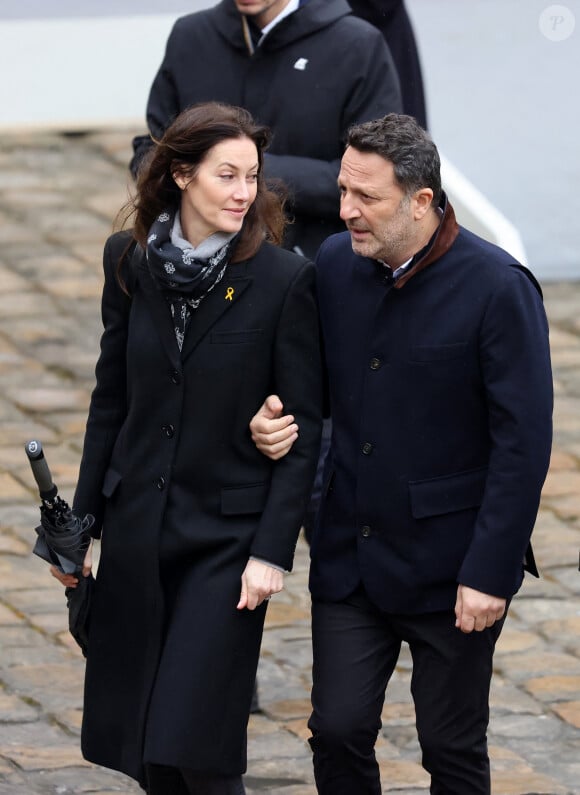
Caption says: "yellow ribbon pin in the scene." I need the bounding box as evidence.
[225,287,234,301]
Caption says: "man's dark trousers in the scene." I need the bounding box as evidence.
[308,588,505,794]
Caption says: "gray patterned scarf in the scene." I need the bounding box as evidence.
[146,210,237,350]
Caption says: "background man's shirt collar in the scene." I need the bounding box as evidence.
[260,0,300,37]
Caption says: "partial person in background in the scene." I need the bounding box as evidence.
[130,0,402,259]
[348,0,427,128]
[250,113,553,794]
[52,102,323,795]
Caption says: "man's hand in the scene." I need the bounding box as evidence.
[454,584,506,633]
[250,394,298,460]
[50,540,93,588]
[237,559,284,611]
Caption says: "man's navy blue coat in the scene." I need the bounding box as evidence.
[309,201,553,613]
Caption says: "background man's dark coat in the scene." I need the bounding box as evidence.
[348,0,427,128]
[131,0,402,257]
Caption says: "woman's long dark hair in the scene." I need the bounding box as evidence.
[122,102,286,264]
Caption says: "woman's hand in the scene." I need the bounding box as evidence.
[50,540,94,588]
[237,559,284,610]
[250,395,298,460]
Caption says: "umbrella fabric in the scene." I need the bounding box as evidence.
[33,496,94,574]
[66,573,94,658]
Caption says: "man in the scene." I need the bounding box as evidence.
[250,114,553,793]
[130,0,402,258]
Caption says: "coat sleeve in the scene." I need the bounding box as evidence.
[457,268,553,597]
[129,135,154,180]
[144,22,182,142]
[352,0,405,13]
[262,29,402,219]
[129,21,182,176]
[73,237,132,538]
[248,261,323,571]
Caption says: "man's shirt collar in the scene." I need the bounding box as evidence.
[260,0,300,37]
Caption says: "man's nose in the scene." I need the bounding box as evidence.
[339,194,360,220]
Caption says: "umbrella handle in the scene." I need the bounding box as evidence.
[25,439,58,503]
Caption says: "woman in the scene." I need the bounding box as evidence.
[52,102,323,794]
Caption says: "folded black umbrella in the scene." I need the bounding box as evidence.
[25,440,95,657]
[65,573,94,657]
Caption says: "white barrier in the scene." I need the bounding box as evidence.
[0,14,178,131]
[441,155,528,265]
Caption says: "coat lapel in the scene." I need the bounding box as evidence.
[138,258,253,366]
[180,271,253,362]
[138,263,182,370]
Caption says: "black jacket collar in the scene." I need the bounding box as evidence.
[213,0,351,52]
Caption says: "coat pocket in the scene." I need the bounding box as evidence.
[221,482,268,515]
[410,342,467,361]
[210,329,263,344]
[408,466,488,519]
[102,467,122,498]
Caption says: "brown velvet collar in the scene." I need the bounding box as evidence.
[394,194,460,289]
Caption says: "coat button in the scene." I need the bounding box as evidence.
[370,357,381,370]
[170,369,181,385]
[361,442,373,455]
[156,476,166,490]
[162,424,175,438]
[361,525,371,538]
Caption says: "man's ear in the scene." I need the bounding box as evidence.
[413,188,434,220]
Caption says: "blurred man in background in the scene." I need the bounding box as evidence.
[348,0,427,128]
[131,0,402,258]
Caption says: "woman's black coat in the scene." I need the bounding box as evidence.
[73,232,323,784]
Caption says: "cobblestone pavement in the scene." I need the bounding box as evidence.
[0,129,579,795]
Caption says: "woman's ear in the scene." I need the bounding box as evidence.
[173,173,185,190]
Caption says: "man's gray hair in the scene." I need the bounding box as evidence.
[346,113,442,204]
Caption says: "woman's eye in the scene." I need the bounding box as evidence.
[247,174,258,182]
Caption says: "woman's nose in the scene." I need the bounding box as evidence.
[233,180,250,201]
